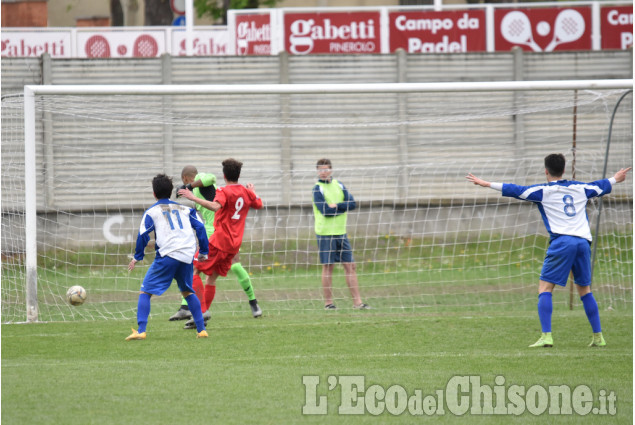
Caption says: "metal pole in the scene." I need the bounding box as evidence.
[591,89,633,280]
[23,86,39,322]
[569,90,577,310]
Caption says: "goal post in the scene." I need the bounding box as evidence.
[7,80,633,323]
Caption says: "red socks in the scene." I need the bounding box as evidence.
[192,274,205,307]
[203,284,216,312]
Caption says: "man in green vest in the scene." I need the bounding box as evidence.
[312,158,370,310]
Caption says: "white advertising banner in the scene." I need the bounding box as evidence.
[77,30,167,58]
[171,29,230,56]
[1,30,72,58]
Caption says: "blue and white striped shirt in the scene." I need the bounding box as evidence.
[496,178,615,242]
[134,199,208,263]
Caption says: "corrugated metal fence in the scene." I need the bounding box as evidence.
[1,50,632,212]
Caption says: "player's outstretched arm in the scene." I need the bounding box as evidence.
[178,188,221,211]
[466,173,491,188]
[613,167,632,183]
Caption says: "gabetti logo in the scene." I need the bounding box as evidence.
[236,20,271,55]
[1,37,67,57]
[288,18,376,54]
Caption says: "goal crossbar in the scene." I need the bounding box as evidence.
[24,80,634,96]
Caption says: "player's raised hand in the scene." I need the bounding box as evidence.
[466,173,491,188]
[178,187,195,200]
[245,183,255,191]
[613,167,632,183]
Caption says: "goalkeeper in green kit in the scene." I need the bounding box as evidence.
[170,165,262,329]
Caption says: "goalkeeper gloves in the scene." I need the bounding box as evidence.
[174,184,193,198]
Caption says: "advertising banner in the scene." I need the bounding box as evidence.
[495,7,592,52]
[235,13,271,55]
[78,31,166,58]
[389,10,486,53]
[284,11,381,55]
[172,29,229,56]
[601,6,633,50]
[1,31,71,58]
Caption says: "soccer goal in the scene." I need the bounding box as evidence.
[1,80,632,323]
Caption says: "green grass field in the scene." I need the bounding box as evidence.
[2,233,632,423]
[2,309,632,424]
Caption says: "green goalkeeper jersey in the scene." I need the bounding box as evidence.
[193,172,217,237]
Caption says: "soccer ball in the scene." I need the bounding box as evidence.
[66,285,87,306]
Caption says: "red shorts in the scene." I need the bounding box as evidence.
[194,245,234,277]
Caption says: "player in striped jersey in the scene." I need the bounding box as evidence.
[126,174,210,340]
[467,153,631,348]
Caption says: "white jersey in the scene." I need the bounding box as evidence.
[134,199,207,263]
[501,179,614,242]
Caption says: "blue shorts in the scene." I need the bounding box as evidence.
[140,255,194,295]
[316,234,354,264]
[540,235,592,287]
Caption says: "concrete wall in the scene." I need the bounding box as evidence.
[1,50,632,253]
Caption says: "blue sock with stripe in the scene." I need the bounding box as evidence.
[537,292,552,333]
[185,293,205,332]
[581,292,602,333]
[137,293,151,333]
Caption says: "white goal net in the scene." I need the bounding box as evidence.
[1,82,632,323]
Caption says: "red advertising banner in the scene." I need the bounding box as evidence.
[284,12,381,55]
[601,6,633,50]
[389,10,486,53]
[495,7,592,52]
[235,14,271,55]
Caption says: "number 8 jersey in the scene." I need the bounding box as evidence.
[501,178,615,242]
[210,184,263,254]
[134,199,208,263]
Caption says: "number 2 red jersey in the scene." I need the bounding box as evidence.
[210,184,263,254]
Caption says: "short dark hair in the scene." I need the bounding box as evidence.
[152,174,173,199]
[222,158,243,182]
[316,158,332,168]
[544,154,566,177]
[181,165,198,180]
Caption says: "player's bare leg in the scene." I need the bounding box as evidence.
[322,264,336,309]
[529,280,555,348]
[344,262,370,309]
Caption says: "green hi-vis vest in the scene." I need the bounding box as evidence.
[313,179,347,236]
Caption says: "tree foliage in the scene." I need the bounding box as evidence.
[194,0,279,24]
[145,0,173,25]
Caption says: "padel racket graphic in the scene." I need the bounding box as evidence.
[544,9,585,52]
[133,35,159,57]
[85,35,111,58]
[500,11,542,52]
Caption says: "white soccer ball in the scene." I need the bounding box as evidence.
[66,285,87,306]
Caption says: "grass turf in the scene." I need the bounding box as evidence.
[2,309,632,424]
